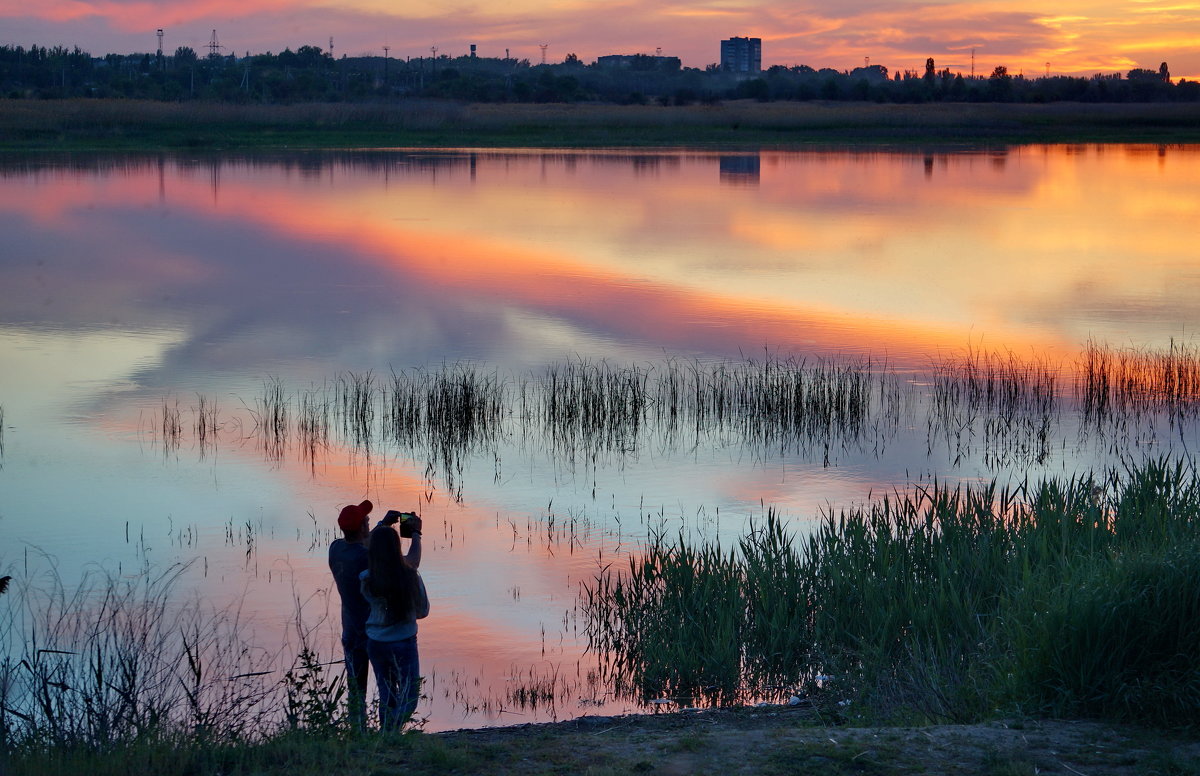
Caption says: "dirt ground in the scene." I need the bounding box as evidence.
[402,707,1200,776]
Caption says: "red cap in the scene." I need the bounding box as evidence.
[337,500,373,532]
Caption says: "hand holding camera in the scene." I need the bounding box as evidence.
[383,510,423,538]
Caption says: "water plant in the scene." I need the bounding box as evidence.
[0,559,391,776]
[194,394,220,458]
[134,344,1200,503]
[583,456,1200,725]
[160,397,182,454]
[925,347,1061,467]
[1078,338,1200,423]
[335,371,376,451]
[0,563,280,756]
[256,378,289,462]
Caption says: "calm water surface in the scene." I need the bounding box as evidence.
[1,146,1199,729]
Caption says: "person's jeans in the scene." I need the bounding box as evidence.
[367,635,420,729]
[342,632,370,728]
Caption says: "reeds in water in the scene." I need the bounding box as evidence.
[926,348,1060,466]
[134,343,1200,489]
[1078,338,1200,422]
[334,371,376,451]
[160,397,182,455]
[296,387,332,471]
[255,378,289,462]
[535,355,902,466]
[385,365,506,499]
[194,394,219,459]
[541,359,648,459]
[583,457,1200,725]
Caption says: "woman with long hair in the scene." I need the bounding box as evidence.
[359,513,428,729]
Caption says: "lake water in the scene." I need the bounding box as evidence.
[2,145,1199,731]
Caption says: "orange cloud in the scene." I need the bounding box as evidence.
[20,0,295,29]
[5,0,1198,78]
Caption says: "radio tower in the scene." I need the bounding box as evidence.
[431,45,438,58]
[156,29,164,58]
[539,43,548,64]
[329,37,334,57]
[970,47,975,77]
[208,30,221,58]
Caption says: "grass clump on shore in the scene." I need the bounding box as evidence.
[0,562,377,776]
[584,457,1200,726]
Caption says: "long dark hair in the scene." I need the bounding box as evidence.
[366,525,420,621]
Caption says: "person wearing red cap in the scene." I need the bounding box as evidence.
[328,499,374,727]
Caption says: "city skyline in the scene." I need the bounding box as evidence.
[0,0,1196,81]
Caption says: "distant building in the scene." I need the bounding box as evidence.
[596,54,682,71]
[721,37,761,73]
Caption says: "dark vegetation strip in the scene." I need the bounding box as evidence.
[4,99,1200,151]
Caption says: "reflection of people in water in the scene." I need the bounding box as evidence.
[327,499,374,727]
[360,513,428,729]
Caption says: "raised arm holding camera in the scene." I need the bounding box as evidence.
[359,509,429,730]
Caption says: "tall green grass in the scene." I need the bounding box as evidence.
[583,457,1200,724]
[0,563,357,773]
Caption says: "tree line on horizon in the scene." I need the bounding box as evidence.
[1,43,1196,105]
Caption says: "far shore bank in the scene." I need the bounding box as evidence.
[2,99,1200,151]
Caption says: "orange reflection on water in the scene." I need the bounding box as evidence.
[6,146,1200,367]
[185,146,1200,360]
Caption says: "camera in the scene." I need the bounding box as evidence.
[383,510,420,538]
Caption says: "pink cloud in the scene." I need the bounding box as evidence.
[1,0,1195,79]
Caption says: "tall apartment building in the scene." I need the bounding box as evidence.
[720,37,762,73]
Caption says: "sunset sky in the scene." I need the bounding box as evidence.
[2,0,1197,81]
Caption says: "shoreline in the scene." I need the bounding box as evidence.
[13,708,1196,776]
[2,99,1200,151]
[419,710,1200,776]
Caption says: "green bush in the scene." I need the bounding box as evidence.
[1006,542,1200,723]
